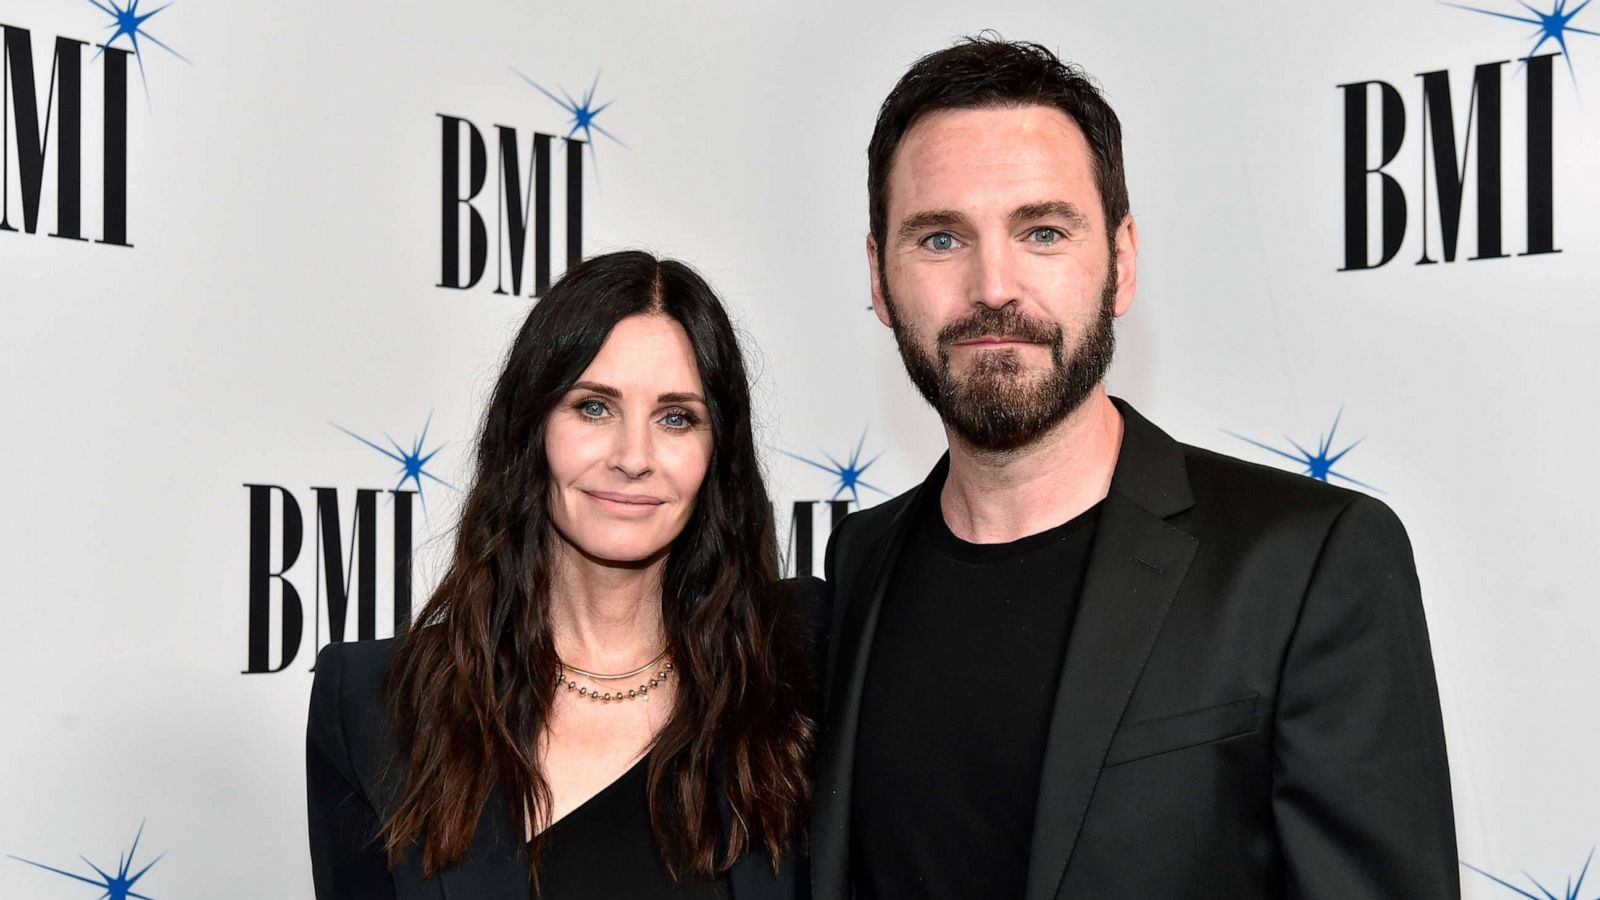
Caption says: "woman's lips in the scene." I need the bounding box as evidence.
[583,490,666,513]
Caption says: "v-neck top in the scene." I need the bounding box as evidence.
[534,757,730,899]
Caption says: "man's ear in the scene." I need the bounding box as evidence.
[868,233,894,328]
[1112,213,1139,318]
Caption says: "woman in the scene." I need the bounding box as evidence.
[307,250,826,899]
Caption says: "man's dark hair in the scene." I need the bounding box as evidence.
[867,35,1129,252]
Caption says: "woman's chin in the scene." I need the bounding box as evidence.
[564,535,675,569]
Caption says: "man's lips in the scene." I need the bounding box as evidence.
[953,337,1042,347]
[584,490,665,506]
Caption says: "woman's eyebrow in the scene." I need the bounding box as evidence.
[570,380,621,398]
[657,392,706,404]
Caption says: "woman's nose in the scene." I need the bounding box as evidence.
[609,418,653,479]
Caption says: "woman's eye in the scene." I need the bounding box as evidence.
[578,399,608,418]
[922,232,959,253]
[661,411,695,430]
[1028,227,1062,244]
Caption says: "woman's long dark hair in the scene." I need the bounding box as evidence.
[381,250,814,879]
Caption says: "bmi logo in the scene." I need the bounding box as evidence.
[242,417,456,674]
[1,2,185,247]
[8,821,162,899]
[1463,845,1594,899]
[1336,1,1596,270]
[1227,409,1381,492]
[781,430,891,577]
[437,69,620,298]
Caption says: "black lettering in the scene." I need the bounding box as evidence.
[1416,61,1508,264]
[99,43,129,246]
[243,485,305,674]
[1522,53,1558,256]
[1338,79,1407,270]
[437,114,488,289]
[313,487,378,644]
[1,28,86,238]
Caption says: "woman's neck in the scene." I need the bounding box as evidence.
[548,543,668,674]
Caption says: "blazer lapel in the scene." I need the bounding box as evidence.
[1022,400,1199,900]
[717,751,797,900]
[809,461,938,900]
[438,785,532,900]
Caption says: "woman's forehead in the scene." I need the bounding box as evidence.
[578,314,704,396]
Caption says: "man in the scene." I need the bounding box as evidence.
[811,37,1458,900]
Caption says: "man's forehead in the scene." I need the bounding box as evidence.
[888,105,1098,220]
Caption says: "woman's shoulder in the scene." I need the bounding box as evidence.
[778,575,829,625]
[777,576,832,686]
[307,637,403,795]
[313,635,402,695]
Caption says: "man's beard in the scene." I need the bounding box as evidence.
[884,261,1117,453]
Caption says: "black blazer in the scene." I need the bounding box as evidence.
[811,400,1459,900]
[307,576,829,900]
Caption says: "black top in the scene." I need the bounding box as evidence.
[307,576,831,900]
[850,483,1101,900]
[536,757,728,899]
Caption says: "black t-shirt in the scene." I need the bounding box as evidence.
[851,488,1101,900]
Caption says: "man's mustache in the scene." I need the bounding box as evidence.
[937,307,1062,347]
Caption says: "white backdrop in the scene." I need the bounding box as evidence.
[2,0,1595,896]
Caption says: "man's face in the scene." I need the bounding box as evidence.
[869,104,1138,451]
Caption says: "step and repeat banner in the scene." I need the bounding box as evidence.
[2,0,1595,896]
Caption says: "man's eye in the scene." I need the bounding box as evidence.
[1028,227,1062,244]
[922,232,959,252]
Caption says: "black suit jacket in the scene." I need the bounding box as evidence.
[811,400,1458,900]
[307,576,829,900]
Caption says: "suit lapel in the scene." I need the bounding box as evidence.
[809,463,936,900]
[1021,494,1197,900]
[1022,400,1200,900]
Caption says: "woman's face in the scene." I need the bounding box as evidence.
[545,314,714,565]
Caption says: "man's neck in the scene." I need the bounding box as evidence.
[939,388,1124,544]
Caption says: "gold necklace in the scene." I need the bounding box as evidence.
[556,650,673,704]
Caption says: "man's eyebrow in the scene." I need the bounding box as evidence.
[1011,201,1091,231]
[657,392,705,404]
[570,381,621,398]
[896,209,970,240]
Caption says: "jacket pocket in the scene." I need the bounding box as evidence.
[1104,694,1261,767]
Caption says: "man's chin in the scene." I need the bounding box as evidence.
[948,368,1056,398]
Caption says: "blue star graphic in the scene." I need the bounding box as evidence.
[1225,407,1382,492]
[332,412,459,519]
[783,429,890,506]
[87,0,190,103]
[9,820,163,900]
[510,68,626,173]
[1463,846,1595,899]
[1444,0,1600,90]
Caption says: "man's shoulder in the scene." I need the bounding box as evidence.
[825,482,921,575]
[1173,439,1401,535]
[841,483,920,538]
